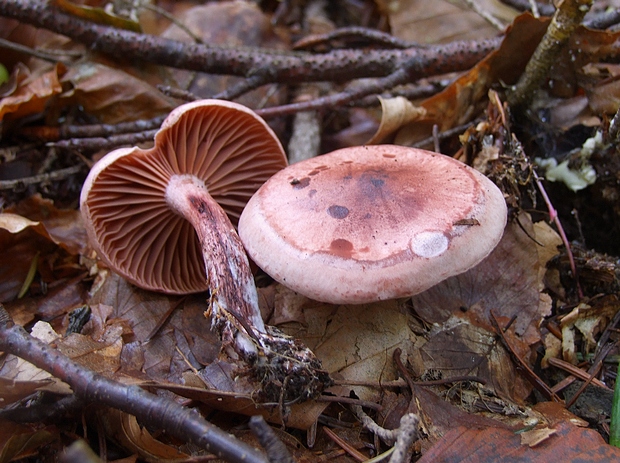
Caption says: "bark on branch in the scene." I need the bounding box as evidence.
[0,0,500,87]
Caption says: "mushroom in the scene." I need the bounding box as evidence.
[80,99,330,401]
[238,144,507,304]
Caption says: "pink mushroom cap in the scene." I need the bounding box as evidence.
[238,144,507,304]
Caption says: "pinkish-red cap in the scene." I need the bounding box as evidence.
[81,99,287,294]
[238,144,507,304]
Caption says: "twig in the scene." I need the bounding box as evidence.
[490,311,562,401]
[50,130,158,152]
[351,405,400,444]
[0,165,83,190]
[387,413,419,463]
[0,304,269,463]
[462,0,507,30]
[323,427,368,462]
[0,394,84,423]
[248,415,294,463]
[292,26,425,50]
[21,115,166,141]
[0,0,499,88]
[501,0,552,16]
[533,170,583,299]
[0,37,78,63]
[508,0,593,109]
[548,357,609,391]
[350,406,419,463]
[565,342,616,408]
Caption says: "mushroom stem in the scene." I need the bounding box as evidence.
[166,174,264,353]
[166,174,331,401]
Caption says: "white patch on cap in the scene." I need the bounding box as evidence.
[410,231,449,258]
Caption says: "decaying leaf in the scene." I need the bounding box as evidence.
[101,409,190,462]
[417,420,620,462]
[408,214,557,402]
[0,321,72,396]
[0,62,65,121]
[60,62,175,124]
[0,420,57,463]
[393,14,549,145]
[520,427,557,447]
[387,0,517,44]
[0,196,86,303]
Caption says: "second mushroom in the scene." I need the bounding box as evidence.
[80,99,330,402]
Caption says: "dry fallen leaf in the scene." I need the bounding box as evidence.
[417,420,620,462]
[393,13,548,145]
[367,96,426,144]
[0,62,65,121]
[387,0,517,44]
[520,427,557,447]
[0,321,72,396]
[60,62,175,124]
[101,409,190,462]
[408,214,557,402]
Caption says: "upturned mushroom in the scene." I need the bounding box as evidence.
[80,99,330,401]
[238,144,507,304]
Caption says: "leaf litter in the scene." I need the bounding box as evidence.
[2,0,620,462]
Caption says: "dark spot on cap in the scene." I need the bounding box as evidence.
[330,238,353,258]
[308,189,317,198]
[327,205,349,219]
[370,178,385,188]
[291,177,310,189]
[308,165,329,176]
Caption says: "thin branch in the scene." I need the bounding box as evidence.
[0,0,499,87]
[508,0,593,109]
[0,165,83,190]
[0,305,269,463]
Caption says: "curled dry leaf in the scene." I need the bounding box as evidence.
[366,96,426,144]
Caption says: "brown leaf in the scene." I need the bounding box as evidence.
[0,197,87,303]
[7,195,87,256]
[411,213,554,336]
[101,409,190,462]
[0,62,65,121]
[388,0,517,44]
[0,322,72,396]
[60,62,175,124]
[417,420,620,462]
[293,298,416,403]
[394,13,549,145]
[0,377,55,407]
[409,215,556,402]
[0,420,57,462]
[366,96,426,144]
[161,2,288,109]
